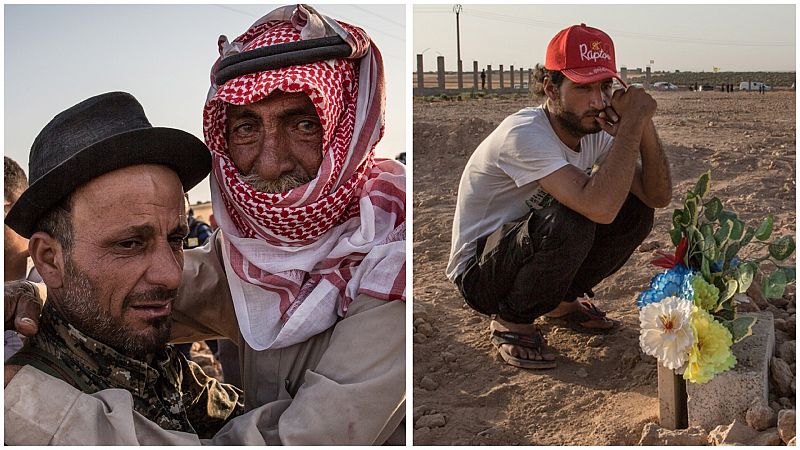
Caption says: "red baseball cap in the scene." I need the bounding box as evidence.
[545,23,626,87]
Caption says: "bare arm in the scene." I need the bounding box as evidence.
[630,119,672,208]
[539,87,655,224]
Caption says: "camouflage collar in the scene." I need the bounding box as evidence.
[36,303,176,396]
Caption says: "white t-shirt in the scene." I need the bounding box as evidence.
[446,106,614,281]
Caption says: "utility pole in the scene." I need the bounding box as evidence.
[453,4,462,64]
[454,4,463,89]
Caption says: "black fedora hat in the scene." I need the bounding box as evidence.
[6,91,211,238]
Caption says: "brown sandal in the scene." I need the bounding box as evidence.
[546,300,620,334]
[490,329,557,369]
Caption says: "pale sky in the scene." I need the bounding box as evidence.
[414,4,796,73]
[5,4,406,203]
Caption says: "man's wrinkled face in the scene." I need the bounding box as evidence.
[226,91,324,193]
[55,165,187,357]
[550,77,614,137]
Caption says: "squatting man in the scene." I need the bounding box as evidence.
[447,23,672,369]
[5,4,406,445]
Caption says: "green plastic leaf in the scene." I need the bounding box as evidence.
[714,219,732,246]
[730,219,744,241]
[721,278,738,301]
[694,171,710,198]
[700,223,714,238]
[704,197,722,221]
[701,256,711,280]
[755,214,774,241]
[700,224,717,261]
[740,226,755,247]
[718,210,738,224]
[672,209,684,228]
[780,265,796,283]
[723,316,757,344]
[669,227,683,246]
[724,243,740,270]
[679,206,692,227]
[768,236,796,261]
[735,262,756,293]
[685,194,699,226]
[713,296,735,320]
[762,270,788,299]
[702,238,717,262]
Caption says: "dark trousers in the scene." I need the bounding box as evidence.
[455,194,654,324]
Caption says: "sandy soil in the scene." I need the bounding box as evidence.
[412,90,796,445]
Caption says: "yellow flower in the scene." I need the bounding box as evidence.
[691,275,720,311]
[683,307,736,384]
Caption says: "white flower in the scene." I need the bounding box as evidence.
[639,296,695,370]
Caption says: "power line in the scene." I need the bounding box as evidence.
[434,7,794,48]
[349,5,405,30]
[211,5,404,61]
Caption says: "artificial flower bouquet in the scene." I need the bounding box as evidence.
[637,171,795,383]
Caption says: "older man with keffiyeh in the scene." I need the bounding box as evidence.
[4,5,405,445]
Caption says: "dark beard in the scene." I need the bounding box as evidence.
[550,98,603,139]
[58,258,174,359]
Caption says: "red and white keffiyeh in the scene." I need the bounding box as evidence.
[203,5,405,350]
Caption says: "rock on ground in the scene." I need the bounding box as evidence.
[778,340,796,365]
[708,419,758,445]
[637,422,708,446]
[420,375,439,391]
[778,409,796,444]
[416,413,447,429]
[746,399,777,431]
[747,427,782,446]
[771,357,795,397]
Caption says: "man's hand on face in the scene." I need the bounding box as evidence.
[596,86,657,136]
[4,280,43,337]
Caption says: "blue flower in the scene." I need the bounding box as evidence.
[637,264,696,309]
[711,256,741,273]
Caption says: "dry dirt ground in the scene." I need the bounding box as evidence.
[412,90,796,445]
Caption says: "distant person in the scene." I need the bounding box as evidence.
[4,156,35,361]
[176,195,216,360]
[448,24,672,369]
[4,157,29,282]
[183,197,213,250]
[481,69,486,90]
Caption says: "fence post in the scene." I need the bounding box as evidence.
[416,54,424,88]
[457,60,463,90]
[487,65,493,91]
[510,65,515,89]
[473,60,479,90]
[437,56,445,89]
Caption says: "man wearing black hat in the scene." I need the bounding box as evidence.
[4,91,243,441]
